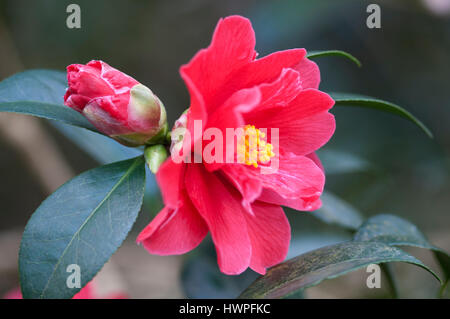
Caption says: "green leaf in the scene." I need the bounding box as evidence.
[331,93,433,138]
[354,214,450,284]
[307,50,361,67]
[0,70,97,132]
[19,156,146,299]
[312,191,364,230]
[238,241,441,299]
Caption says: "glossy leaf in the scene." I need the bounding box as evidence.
[311,191,364,230]
[51,122,142,165]
[331,93,433,138]
[0,70,97,132]
[19,157,146,299]
[238,241,440,299]
[51,122,160,208]
[307,50,361,67]
[354,214,450,283]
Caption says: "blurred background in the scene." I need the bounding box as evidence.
[0,0,449,298]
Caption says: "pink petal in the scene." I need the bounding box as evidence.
[294,56,321,89]
[82,97,131,136]
[185,164,252,275]
[137,193,208,255]
[245,201,290,274]
[259,188,323,211]
[72,282,95,299]
[306,152,324,172]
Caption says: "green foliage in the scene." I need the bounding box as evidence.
[0,51,441,299]
[0,70,97,132]
[307,50,362,67]
[354,214,450,285]
[240,212,450,299]
[332,93,433,138]
[19,157,146,299]
[239,241,440,299]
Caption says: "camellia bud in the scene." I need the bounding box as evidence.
[144,144,168,174]
[64,60,168,147]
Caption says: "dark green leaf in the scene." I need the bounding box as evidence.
[354,214,450,284]
[312,191,364,230]
[51,122,160,214]
[331,93,433,138]
[51,122,143,165]
[307,50,361,67]
[0,101,97,131]
[238,241,440,299]
[19,157,146,299]
[0,70,66,103]
[0,70,97,132]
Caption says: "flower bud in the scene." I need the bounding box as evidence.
[64,60,168,146]
[144,144,168,174]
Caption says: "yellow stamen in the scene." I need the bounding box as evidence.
[237,125,275,168]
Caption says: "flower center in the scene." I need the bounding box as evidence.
[237,125,275,168]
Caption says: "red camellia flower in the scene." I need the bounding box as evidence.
[137,16,335,275]
[64,60,167,146]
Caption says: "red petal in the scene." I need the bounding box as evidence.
[66,64,114,107]
[180,16,256,114]
[137,194,208,255]
[256,68,302,111]
[92,61,139,94]
[182,71,207,146]
[204,86,262,172]
[211,49,307,111]
[222,151,325,210]
[245,88,335,156]
[156,159,185,208]
[245,201,290,274]
[185,164,252,275]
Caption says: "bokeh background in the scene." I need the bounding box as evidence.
[0,0,449,298]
